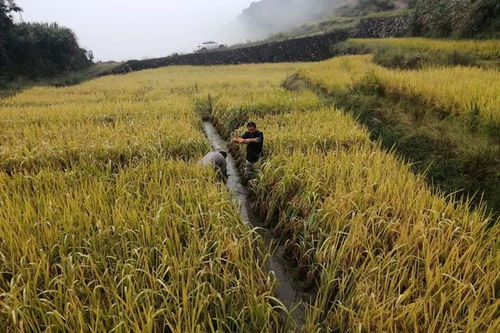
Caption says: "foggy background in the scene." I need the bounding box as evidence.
[15,0,255,61]
[228,0,345,41]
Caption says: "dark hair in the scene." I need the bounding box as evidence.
[247,122,257,128]
[219,151,228,159]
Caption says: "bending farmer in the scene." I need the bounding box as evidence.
[233,122,264,177]
[200,150,228,180]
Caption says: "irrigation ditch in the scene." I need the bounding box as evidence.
[201,121,313,331]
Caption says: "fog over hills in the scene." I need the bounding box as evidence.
[221,0,414,43]
[224,0,351,42]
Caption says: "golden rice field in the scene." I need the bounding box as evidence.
[1,45,499,332]
[300,55,500,123]
[202,65,498,332]
[299,54,374,90]
[350,37,500,60]
[373,65,500,122]
[0,68,298,332]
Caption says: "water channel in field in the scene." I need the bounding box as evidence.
[202,121,311,331]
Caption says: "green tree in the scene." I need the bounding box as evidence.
[5,22,90,78]
[0,0,21,31]
[0,0,21,72]
[411,0,500,37]
[1,0,91,81]
[466,0,500,37]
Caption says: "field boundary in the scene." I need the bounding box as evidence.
[283,72,500,218]
[101,31,350,75]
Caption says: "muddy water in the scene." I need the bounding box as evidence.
[202,122,308,330]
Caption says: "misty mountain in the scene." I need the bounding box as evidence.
[227,0,408,41]
[228,0,351,41]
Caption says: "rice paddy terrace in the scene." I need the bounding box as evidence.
[0,38,499,332]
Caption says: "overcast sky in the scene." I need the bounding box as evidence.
[15,0,255,61]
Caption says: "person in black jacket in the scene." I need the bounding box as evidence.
[233,122,264,178]
[233,122,264,162]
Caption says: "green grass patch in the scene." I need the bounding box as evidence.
[0,62,120,99]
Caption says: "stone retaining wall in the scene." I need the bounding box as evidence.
[103,15,411,75]
[105,30,349,75]
[352,15,411,38]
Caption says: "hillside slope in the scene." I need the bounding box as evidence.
[228,0,349,41]
[230,0,410,41]
[228,0,497,42]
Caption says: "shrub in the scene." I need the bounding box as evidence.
[335,0,396,17]
[411,0,500,38]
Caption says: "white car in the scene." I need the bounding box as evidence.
[196,41,226,53]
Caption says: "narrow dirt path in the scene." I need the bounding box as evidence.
[202,121,311,332]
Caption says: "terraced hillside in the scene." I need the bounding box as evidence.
[294,39,500,214]
[1,40,498,332]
